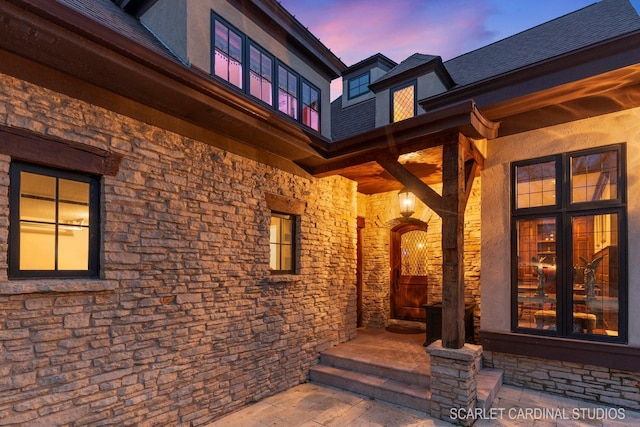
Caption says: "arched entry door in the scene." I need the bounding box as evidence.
[391,223,429,321]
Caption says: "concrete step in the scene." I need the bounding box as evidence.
[477,368,503,410]
[309,364,431,413]
[319,352,430,388]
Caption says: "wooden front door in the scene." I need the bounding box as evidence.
[391,224,429,320]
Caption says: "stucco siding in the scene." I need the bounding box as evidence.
[481,107,640,345]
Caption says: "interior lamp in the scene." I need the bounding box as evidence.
[398,187,416,219]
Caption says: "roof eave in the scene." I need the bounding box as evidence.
[419,29,640,132]
[0,0,331,175]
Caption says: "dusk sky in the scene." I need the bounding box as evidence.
[278,0,640,99]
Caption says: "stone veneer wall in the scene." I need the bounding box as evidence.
[358,181,481,333]
[483,351,640,410]
[0,73,358,425]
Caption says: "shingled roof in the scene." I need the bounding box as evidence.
[331,97,376,140]
[59,0,178,60]
[331,0,640,141]
[445,0,640,87]
[371,53,440,86]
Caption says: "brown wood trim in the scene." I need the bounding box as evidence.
[356,216,365,327]
[376,156,445,217]
[0,125,122,176]
[480,330,640,371]
[265,193,306,215]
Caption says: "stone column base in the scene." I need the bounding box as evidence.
[426,340,482,426]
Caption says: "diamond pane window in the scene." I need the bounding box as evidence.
[401,230,429,276]
[392,84,415,122]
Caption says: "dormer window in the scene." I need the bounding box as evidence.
[213,18,243,89]
[348,72,370,99]
[391,82,416,122]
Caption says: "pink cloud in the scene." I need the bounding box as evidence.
[280,0,497,66]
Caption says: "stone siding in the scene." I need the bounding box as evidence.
[359,182,481,334]
[0,73,357,425]
[484,351,640,410]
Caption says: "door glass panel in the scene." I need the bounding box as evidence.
[400,230,428,276]
[516,218,557,330]
[515,161,556,209]
[571,151,618,203]
[571,214,619,336]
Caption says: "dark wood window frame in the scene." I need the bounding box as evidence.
[389,80,416,123]
[265,193,304,276]
[9,162,100,279]
[510,144,627,344]
[248,42,274,107]
[348,71,370,99]
[211,13,244,90]
[301,79,320,132]
[209,11,322,133]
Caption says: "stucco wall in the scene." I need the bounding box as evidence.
[359,181,481,333]
[480,107,640,345]
[0,73,357,425]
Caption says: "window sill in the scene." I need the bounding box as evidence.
[0,279,118,295]
[480,330,639,371]
[264,274,300,284]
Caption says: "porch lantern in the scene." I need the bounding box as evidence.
[398,187,416,219]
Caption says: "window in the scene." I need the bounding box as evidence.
[302,81,319,131]
[391,82,415,122]
[249,44,273,105]
[270,213,295,274]
[209,13,321,132]
[348,72,370,99]
[278,65,298,120]
[9,163,100,278]
[213,17,243,89]
[512,145,626,342]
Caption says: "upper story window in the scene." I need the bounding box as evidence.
[348,72,370,99]
[302,81,319,131]
[249,44,273,106]
[9,162,100,279]
[210,12,321,133]
[512,145,626,343]
[278,64,298,120]
[213,17,243,89]
[391,82,416,122]
[270,213,296,274]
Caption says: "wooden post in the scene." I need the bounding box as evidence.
[441,136,466,349]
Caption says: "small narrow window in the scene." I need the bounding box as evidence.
[10,163,100,278]
[391,83,415,122]
[348,72,370,99]
[213,17,243,89]
[270,213,295,274]
[249,44,273,105]
[302,81,319,131]
[278,65,298,120]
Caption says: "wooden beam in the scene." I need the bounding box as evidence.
[375,156,445,218]
[0,124,122,176]
[441,138,466,349]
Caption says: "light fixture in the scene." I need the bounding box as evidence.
[398,187,416,219]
